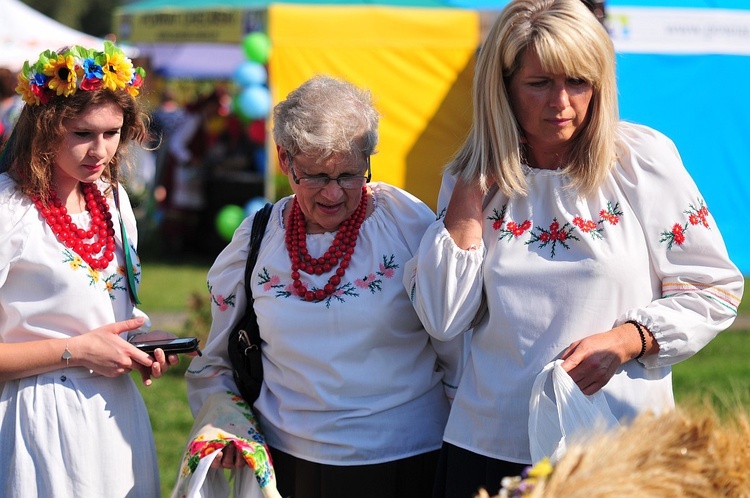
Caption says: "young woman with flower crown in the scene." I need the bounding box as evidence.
[0,42,176,496]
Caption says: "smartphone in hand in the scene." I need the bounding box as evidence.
[132,337,202,356]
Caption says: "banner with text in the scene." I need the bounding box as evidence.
[117,9,266,43]
[608,7,750,55]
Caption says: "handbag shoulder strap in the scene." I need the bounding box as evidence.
[241,202,274,339]
[112,184,141,305]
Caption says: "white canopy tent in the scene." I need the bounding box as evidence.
[0,0,109,71]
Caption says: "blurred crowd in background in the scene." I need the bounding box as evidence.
[1,64,271,260]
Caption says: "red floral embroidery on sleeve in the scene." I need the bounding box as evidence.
[686,200,710,228]
[208,283,235,311]
[660,198,710,250]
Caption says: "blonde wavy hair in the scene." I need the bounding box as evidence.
[449,0,618,197]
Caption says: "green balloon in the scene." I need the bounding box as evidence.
[242,32,271,64]
[215,205,246,241]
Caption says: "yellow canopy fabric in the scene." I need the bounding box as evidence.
[268,4,479,209]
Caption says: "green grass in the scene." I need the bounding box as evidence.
[138,262,211,314]
[134,261,211,496]
[135,269,748,497]
[740,288,750,314]
[673,329,750,413]
[136,363,192,496]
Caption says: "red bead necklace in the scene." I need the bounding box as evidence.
[285,187,368,302]
[33,183,116,270]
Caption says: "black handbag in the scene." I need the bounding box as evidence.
[227,202,273,405]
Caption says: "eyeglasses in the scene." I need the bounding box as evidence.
[289,155,371,190]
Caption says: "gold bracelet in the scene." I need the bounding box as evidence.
[61,340,73,367]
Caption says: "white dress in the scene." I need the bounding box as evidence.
[0,173,160,497]
[404,122,745,464]
[186,183,465,466]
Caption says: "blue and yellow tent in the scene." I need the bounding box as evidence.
[116,0,749,274]
[115,0,480,210]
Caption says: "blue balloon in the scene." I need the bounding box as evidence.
[234,61,267,87]
[245,196,270,216]
[253,148,267,174]
[237,86,271,120]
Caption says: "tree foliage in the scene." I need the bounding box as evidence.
[21,0,124,38]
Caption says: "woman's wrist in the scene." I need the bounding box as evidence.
[625,320,647,359]
[61,339,73,367]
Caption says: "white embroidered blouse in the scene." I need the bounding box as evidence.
[404,122,744,464]
[0,173,141,345]
[186,182,465,465]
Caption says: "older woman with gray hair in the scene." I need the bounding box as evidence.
[177,75,464,498]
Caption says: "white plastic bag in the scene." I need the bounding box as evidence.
[528,359,620,464]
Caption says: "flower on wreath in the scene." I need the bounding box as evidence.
[44,53,77,97]
[15,69,49,105]
[80,58,104,91]
[126,67,146,97]
[15,41,146,106]
[101,43,134,91]
[490,458,554,498]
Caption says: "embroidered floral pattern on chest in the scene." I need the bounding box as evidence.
[489,205,532,240]
[255,254,399,309]
[526,218,581,257]
[488,201,623,258]
[60,246,140,300]
[660,198,711,249]
[207,255,400,312]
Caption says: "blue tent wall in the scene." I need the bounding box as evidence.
[461,1,749,274]
[120,0,749,274]
[616,52,749,275]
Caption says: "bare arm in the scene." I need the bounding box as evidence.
[0,317,177,385]
[443,176,485,250]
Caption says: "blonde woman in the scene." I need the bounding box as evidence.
[404,1,744,496]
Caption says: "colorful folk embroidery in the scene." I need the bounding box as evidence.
[256,254,399,308]
[179,392,275,488]
[489,205,532,241]
[104,273,127,298]
[489,201,623,258]
[208,284,235,311]
[61,245,140,300]
[527,218,581,257]
[660,198,711,249]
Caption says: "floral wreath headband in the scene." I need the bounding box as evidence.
[15,41,146,106]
